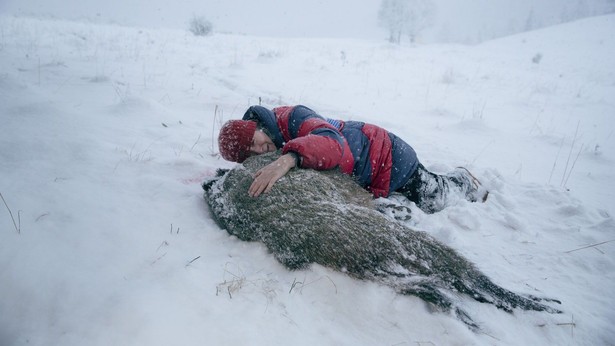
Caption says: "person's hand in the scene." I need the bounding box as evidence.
[248,154,297,197]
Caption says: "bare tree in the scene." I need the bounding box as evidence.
[406,0,436,43]
[378,0,435,44]
[524,9,536,31]
[378,0,406,44]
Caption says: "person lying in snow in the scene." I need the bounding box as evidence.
[217,105,488,213]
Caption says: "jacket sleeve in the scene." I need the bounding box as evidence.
[276,106,345,170]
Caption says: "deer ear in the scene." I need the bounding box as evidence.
[201,169,229,192]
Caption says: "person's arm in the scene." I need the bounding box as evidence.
[248,152,298,197]
[248,105,344,197]
[278,106,345,170]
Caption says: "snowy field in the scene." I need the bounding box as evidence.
[1,14,614,345]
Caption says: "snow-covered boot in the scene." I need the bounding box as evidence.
[450,167,489,203]
[399,164,488,214]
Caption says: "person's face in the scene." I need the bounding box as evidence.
[250,129,275,155]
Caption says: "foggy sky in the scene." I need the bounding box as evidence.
[0,0,383,39]
[1,0,612,43]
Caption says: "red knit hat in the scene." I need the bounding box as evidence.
[218,120,257,163]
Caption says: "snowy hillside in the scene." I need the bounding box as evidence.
[1,14,614,345]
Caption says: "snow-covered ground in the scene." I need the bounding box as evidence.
[1,14,614,345]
